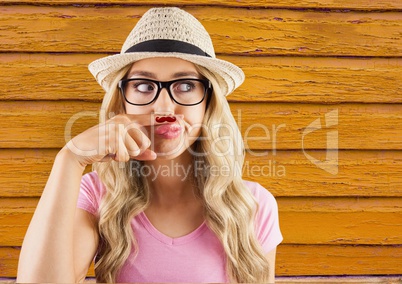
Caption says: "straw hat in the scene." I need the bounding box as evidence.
[88,7,245,96]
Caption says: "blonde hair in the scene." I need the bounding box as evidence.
[93,64,269,282]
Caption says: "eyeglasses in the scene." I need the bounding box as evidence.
[118,78,212,106]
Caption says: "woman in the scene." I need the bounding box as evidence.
[17,7,282,283]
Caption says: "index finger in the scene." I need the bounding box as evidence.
[124,113,185,127]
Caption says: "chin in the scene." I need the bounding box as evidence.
[152,138,198,160]
[152,141,186,159]
[154,153,182,160]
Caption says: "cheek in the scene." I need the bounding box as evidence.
[187,111,205,125]
[124,103,151,115]
[184,101,207,122]
[183,106,206,138]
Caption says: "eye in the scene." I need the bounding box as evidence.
[135,82,155,93]
[175,81,196,93]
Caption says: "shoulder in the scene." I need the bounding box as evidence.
[81,171,102,186]
[242,180,277,208]
[81,171,105,194]
[78,171,106,215]
[242,179,283,252]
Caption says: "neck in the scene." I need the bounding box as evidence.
[143,150,197,202]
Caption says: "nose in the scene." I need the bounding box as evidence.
[152,87,175,114]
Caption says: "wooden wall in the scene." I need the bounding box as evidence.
[1,0,401,279]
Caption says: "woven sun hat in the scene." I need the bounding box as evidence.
[88,7,245,96]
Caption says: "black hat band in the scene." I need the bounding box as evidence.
[125,39,212,57]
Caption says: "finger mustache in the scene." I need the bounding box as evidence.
[155,116,177,123]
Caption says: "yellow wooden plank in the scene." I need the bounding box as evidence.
[0,246,95,278]
[276,276,402,283]
[0,101,99,149]
[1,149,400,197]
[276,244,402,275]
[6,276,401,283]
[278,197,402,245]
[247,150,402,197]
[278,275,402,284]
[1,0,402,10]
[232,56,402,104]
[0,211,33,247]
[1,197,401,246]
[0,247,20,278]
[0,101,401,150]
[230,103,402,150]
[1,6,401,56]
[0,149,90,197]
[282,210,402,244]
[1,245,401,277]
[0,150,57,197]
[2,54,401,103]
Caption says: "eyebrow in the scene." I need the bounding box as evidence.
[172,71,200,78]
[127,71,201,79]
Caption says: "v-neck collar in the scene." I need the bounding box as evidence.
[137,212,207,245]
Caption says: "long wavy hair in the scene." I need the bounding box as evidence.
[93,63,269,282]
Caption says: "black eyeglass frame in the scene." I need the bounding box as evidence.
[118,78,212,106]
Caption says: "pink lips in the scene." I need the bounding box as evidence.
[154,124,182,139]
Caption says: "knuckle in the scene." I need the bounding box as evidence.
[142,137,151,149]
[132,148,141,156]
[111,114,130,125]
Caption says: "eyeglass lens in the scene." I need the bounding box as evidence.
[122,79,207,106]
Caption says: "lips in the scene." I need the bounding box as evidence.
[154,124,182,139]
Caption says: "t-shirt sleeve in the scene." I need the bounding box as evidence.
[245,181,283,253]
[77,171,104,216]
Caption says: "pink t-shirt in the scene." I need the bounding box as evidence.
[77,172,282,283]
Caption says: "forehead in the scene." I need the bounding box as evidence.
[127,57,199,79]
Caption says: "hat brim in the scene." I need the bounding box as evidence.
[88,52,244,96]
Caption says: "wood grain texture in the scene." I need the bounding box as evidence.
[0,150,56,197]
[1,0,402,10]
[276,244,402,276]
[1,6,401,56]
[0,149,92,197]
[247,150,402,197]
[1,149,401,197]
[1,101,400,150]
[0,101,99,149]
[230,103,402,150]
[1,54,401,103]
[1,244,402,277]
[0,246,95,278]
[1,1,401,279]
[1,197,401,246]
[2,277,401,284]
[278,197,402,245]
[276,276,402,283]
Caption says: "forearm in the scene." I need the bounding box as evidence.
[17,148,86,283]
[266,248,277,283]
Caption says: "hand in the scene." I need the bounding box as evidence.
[63,114,176,167]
